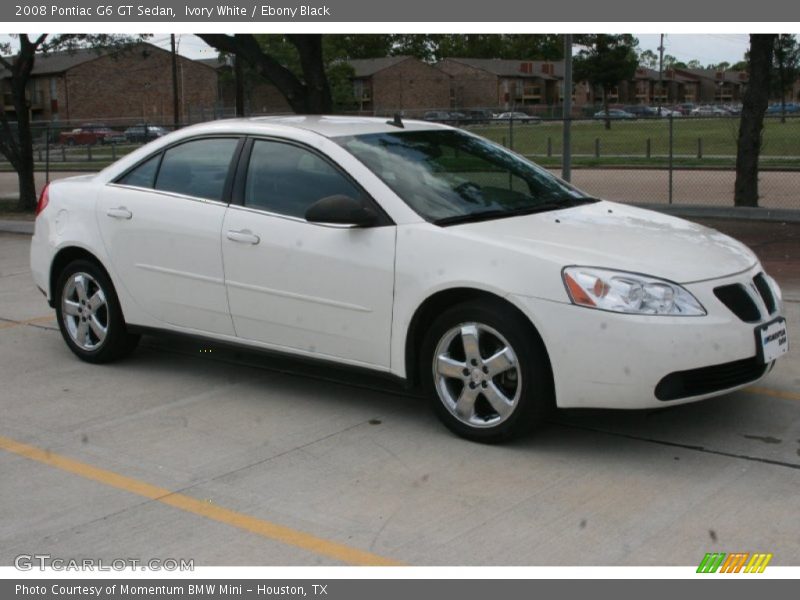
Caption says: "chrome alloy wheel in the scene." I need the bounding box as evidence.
[432,323,522,428]
[61,272,108,351]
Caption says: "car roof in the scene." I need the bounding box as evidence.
[188,115,450,139]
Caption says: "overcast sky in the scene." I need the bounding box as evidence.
[0,33,767,66]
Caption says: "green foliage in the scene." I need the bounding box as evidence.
[573,34,639,95]
[772,34,800,101]
[639,49,658,69]
[434,34,563,61]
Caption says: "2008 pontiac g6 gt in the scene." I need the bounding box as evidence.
[30,117,789,441]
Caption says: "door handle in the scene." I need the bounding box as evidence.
[106,207,133,220]
[226,229,260,245]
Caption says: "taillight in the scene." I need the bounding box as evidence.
[35,183,50,216]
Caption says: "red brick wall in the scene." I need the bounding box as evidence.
[436,59,498,110]
[370,58,451,115]
[60,44,217,125]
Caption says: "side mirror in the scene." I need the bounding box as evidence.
[305,195,378,227]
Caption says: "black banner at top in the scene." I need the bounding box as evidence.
[3,0,799,22]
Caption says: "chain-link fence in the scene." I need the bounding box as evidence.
[457,114,800,210]
[3,112,799,210]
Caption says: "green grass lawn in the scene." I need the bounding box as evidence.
[2,118,799,172]
[467,117,800,166]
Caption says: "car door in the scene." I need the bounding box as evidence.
[221,137,396,369]
[97,136,242,335]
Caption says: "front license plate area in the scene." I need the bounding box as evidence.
[756,317,789,364]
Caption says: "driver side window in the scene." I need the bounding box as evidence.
[244,140,362,219]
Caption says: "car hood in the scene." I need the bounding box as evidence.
[449,201,758,283]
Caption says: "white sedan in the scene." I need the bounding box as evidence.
[30,116,788,442]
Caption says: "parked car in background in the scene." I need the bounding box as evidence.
[593,109,637,120]
[723,104,743,115]
[495,112,542,124]
[655,107,682,118]
[423,111,455,123]
[124,124,169,143]
[623,105,658,118]
[690,106,729,117]
[58,124,125,146]
[31,116,788,442]
[674,103,696,115]
[766,102,800,115]
[465,109,495,124]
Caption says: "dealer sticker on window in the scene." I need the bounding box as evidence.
[756,318,789,364]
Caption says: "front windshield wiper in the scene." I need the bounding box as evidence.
[433,196,600,226]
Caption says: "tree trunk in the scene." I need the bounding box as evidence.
[197,34,332,115]
[288,34,332,113]
[603,88,611,130]
[734,34,776,208]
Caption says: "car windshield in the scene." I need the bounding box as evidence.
[336,129,596,225]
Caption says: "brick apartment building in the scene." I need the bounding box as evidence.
[198,57,293,115]
[438,58,565,110]
[348,56,451,115]
[0,42,218,125]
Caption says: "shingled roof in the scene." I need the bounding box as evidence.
[440,58,562,80]
[347,56,416,78]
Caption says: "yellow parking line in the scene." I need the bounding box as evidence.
[745,386,800,402]
[0,435,402,566]
[0,314,55,330]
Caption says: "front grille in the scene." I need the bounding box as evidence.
[752,272,777,315]
[714,284,760,322]
[655,356,768,401]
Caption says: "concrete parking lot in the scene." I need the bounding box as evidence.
[0,227,798,566]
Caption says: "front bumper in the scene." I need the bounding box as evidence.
[512,265,784,409]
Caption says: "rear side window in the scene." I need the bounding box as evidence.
[155,138,238,202]
[117,154,161,189]
[244,139,362,218]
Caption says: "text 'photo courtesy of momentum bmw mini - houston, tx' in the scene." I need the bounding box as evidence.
[29,115,789,442]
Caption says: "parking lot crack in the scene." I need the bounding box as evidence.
[553,422,800,471]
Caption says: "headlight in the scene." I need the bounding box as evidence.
[562,267,706,316]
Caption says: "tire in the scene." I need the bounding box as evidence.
[54,259,139,363]
[66,138,75,147]
[420,299,554,443]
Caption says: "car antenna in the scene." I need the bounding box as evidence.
[386,113,404,129]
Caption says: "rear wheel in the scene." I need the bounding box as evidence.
[421,300,553,442]
[55,259,139,363]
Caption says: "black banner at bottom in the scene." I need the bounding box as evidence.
[3,579,797,600]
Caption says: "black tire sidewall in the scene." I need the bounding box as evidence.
[420,300,553,443]
[54,259,137,363]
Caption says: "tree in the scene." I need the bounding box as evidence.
[573,34,639,130]
[639,49,658,69]
[772,34,800,123]
[197,34,332,114]
[434,34,563,61]
[663,54,678,68]
[0,34,141,211]
[734,34,777,208]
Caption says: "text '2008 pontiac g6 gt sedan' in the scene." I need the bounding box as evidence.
[30,116,789,442]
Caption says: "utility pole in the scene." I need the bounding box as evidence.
[657,33,665,116]
[562,34,573,182]
[234,51,245,117]
[170,34,181,129]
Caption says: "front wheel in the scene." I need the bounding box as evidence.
[55,259,139,363]
[421,300,553,443]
